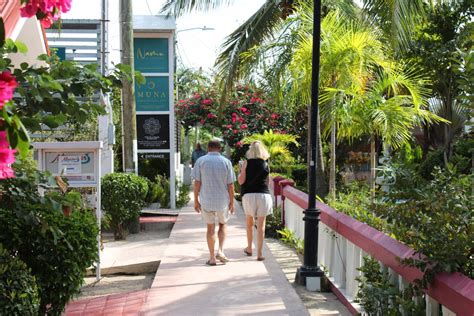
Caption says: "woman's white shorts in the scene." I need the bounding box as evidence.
[242,193,273,218]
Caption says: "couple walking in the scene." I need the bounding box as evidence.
[191,139,272,266]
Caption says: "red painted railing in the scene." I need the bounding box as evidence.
[272,177,474,315]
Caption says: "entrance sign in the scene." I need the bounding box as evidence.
[134,38,169,73]
[138,152,171,179]
[33,141,103,280]
[135,76,169,111]
[134,15,177,208]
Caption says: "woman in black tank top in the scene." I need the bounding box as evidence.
[238,141,273,261]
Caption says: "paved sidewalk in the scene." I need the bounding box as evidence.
[66,202,309,315]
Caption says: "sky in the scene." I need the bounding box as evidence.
[63,0,266,71]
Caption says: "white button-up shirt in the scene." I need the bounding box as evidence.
[191,152,236,212]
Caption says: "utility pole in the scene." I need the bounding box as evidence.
[120,0,137,173]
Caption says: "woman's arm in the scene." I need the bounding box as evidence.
[238,160,247,185]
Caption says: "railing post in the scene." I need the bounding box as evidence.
[279,179,294,227]
[272,176,286,207]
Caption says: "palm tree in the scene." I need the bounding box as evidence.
[350,65,446,201]
[316,10,387,197]
[242,130,299,164]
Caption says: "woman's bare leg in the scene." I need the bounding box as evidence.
[246,215,254,254]
[256,216,266,259]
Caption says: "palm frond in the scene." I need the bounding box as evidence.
[160,0,236,16]
[214,1,284,99]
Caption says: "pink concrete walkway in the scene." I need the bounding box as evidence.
[65,203,309,315]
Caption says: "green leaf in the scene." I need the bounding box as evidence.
[15,41,28,54]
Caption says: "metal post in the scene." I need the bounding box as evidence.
[120,0,137,173]
[296,0,325,287]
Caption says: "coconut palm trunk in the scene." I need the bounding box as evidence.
[329,120,336,198]
[369,134,377,203]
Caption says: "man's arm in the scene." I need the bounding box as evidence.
[193,180,201,213]
[227,183,235,214]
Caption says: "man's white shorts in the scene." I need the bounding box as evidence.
[242,193,273,218]
[201,208,230,224]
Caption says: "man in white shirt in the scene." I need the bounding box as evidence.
[191,139,236,266]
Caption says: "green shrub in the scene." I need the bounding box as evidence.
[176,182,191,208]
[0,245,40,315]
[265,206,284,238]
[356,256,425,315]
[0,159,99,315]
[0,207,98,316]
[380,166,473,279]
[154,175,170,208]
[418,149,444,179]
[101,173,148,240]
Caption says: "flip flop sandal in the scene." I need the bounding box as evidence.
[216,254,230,263]
[206,260,217,266]
[243,248,252,256]
[257,257,265,261]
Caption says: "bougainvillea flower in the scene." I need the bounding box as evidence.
[226,124,232,129]
[202,99,212,106]
[236,141,243,147]
[0,71,18,109]
[271,113,279,120]
[0,131,15,179]
[207,113,216,119]
[20,0,72,28]
[241,124,248,129]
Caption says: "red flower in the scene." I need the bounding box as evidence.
[193,93,201,99]
[236,141,243,147]
[240,124,248,129]
[202,99,212,106]
[207,113,216,119]
[233,129,238,134]
[0,71,18,109]
[226,124,232,128]
[231,115,237,123]
[271,113,279,120]
[200,119,206,125]
[0,131,15,179]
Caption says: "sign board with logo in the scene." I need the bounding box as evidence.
[137,114,170,150]
[134,15,176,208]
[134,38,169,73]
[33,141,103,280]
[135,76,169,111]
[44,152,95,183]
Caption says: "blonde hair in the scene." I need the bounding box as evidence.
[246,141,270,160]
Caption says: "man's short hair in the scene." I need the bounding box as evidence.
[207,139,222,150]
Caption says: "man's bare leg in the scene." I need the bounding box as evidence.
[207,223,216,264]
[217,223,227,256]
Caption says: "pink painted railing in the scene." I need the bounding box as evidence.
[270,177,474,316]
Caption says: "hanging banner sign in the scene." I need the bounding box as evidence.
[135,76,169,111]
[134,38,169,73]
[137,114,170,150]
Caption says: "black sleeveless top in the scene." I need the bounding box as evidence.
[241,159,270,196]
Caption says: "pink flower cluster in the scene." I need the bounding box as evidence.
[20,0,72,28]
[0,71,17,109]
[0,71,18,179]
[0,131,15,179]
